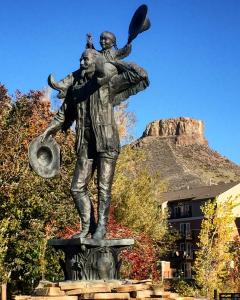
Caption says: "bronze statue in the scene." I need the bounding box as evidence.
[30,5,150,240]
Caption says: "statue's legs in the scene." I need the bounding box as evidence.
[70,126,118,239]
[92,151,118,240]
[70,145,96,238]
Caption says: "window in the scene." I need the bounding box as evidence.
[186,242,192,258]
[173,206,180,217]
[180,223,190,236]
[184,204,192,217]
[172,203,192,218]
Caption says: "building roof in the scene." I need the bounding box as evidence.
[161,182,239,203]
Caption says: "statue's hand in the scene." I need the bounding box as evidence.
[40,129,52,143]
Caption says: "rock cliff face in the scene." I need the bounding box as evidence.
[132,117,240,191]
[142,117,208,146]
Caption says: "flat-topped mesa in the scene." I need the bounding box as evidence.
[142,117,208,146]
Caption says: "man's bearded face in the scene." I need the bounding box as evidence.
[80,52,95,74]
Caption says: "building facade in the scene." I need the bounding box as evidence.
[161,182,240,279]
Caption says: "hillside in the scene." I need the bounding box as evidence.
[131,117,240,191]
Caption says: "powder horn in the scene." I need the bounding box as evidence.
[128,4,151,44]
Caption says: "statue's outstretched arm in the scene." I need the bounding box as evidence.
[41,101,67,142]
[115,43,132,60]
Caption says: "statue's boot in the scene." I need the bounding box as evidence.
[48,74,67,91]
[92,198,110,240]
[71,192,91,238]
[48,74,72,98]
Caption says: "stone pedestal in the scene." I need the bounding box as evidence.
[48,238,134,281]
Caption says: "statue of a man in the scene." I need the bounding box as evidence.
[41,47,148,240]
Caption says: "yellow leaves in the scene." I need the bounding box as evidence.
[194,198,237,297]
[112,145,168,242]
[114,102,136,143]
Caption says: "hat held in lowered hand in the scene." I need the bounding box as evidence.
[28,136,61,178]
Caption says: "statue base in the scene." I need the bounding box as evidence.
[48,238,134,281]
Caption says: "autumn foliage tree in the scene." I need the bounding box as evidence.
[193,199,237,298]
[112,146,167,240]
[0,84,78,293]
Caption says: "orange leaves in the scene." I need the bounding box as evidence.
[0,84,77,289]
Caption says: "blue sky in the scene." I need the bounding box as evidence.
[1,0,240,164]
